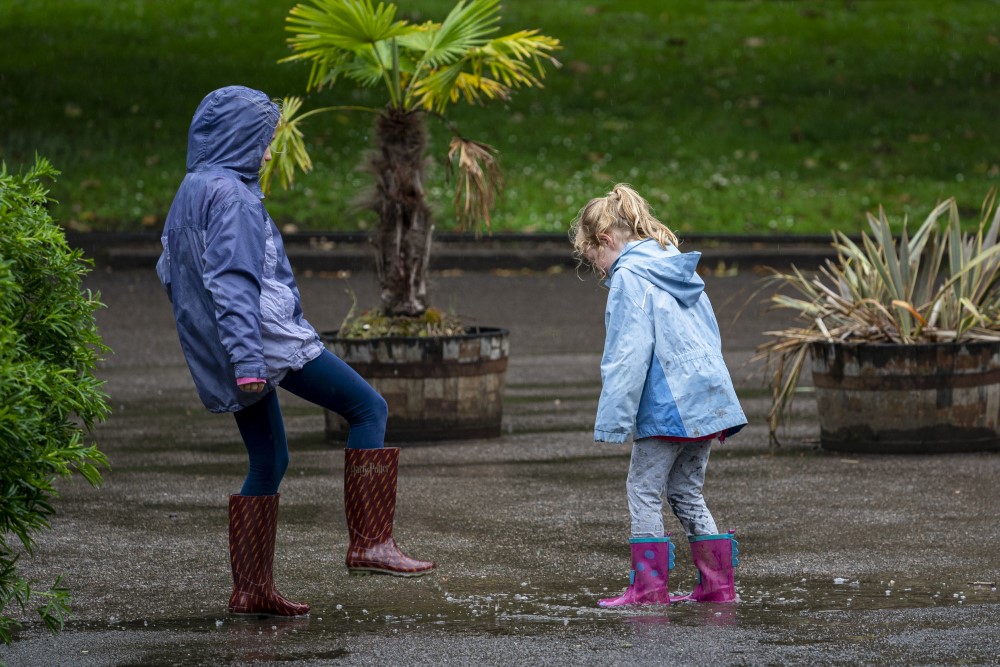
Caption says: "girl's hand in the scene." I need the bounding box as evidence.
[237,380,266,393]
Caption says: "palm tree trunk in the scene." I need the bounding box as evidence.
[366,109,432,317]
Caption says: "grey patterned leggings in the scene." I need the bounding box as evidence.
[627,437,718,539]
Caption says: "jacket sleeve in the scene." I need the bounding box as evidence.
[202,198,267,379]
[594,279,655,444]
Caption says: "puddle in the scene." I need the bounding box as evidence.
[420,575,998,633]
[5,573,997,666]
[24,575,998,641]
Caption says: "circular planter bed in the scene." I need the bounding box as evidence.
[321,327,509,442]
[810,341,1000,454]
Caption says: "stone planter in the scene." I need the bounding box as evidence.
[321,327,509,442]
[810,341,1000,454]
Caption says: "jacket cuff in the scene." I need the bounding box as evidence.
[594,429,629,444]
[234,363,267,379]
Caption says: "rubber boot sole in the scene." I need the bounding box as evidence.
[348,567,435,577]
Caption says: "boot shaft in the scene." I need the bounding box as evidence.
[598,536,675,607]
[629,537,675,599]
[689,531,739,603]
[690,532,739,570]
[229,493,280,581]
[344,447,399,547]
[227,493,310,616]
[342,447,435,576]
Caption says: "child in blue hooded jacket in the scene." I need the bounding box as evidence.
[156,86,433,617]
[570,184,747,607]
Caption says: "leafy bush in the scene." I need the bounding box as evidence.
[0,157,110,643]
[757,192,1000,442]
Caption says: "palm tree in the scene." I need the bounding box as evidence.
[263,0,560,318]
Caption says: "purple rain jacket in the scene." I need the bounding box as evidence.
[156,86,323,413]
[594,238,747,443]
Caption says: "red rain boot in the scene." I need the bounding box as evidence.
[228,494,310,616]
[344,447,435,576]
[598,536,674,607]
[672,531,740,603]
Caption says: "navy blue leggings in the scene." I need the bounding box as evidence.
[233,349,388,495]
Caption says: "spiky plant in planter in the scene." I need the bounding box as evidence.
[263,0,560,330]
[757,192,1000,448]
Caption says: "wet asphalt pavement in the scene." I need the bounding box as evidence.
[1,247,998,666]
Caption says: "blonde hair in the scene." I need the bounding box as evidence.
[569,184,678,264]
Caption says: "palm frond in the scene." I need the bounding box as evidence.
[485,30,561,67]
[405,4,560,112]
[260,97,313,194]
[446,136,503,231]
[418,0,501,68]
[284,0,417,94]
[261,97,381,193]
[285,0,413,55]
[396,21,439,52]
[480,51,542,89]
[416,65,512,112]
[481,31,562,86]
[342,42,399,87]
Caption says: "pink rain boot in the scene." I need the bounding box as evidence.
[598,536,674,607]
[672,531,739,603]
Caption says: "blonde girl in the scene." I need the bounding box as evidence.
[570,184,746,607]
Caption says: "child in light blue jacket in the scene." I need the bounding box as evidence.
[570,184,747,607]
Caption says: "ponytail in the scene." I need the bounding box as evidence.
[569,184,678,261]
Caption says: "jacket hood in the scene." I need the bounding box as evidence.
[185,86,278,195]
[606,238,704,307]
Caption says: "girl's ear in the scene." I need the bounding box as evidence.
[597,232,616,249]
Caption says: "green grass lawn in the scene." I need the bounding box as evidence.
[2,0,999,235]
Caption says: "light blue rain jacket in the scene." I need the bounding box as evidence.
[594,239,747,443]
[156,86,323,413]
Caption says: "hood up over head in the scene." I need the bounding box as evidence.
[185,86,279,195]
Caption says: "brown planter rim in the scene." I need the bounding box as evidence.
[321,326,509,344]
[321,326,510,442]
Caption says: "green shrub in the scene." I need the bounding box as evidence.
[0,157,110,644]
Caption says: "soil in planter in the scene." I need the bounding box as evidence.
[338,307,464,339]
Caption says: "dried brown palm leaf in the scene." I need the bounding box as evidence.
[446,136,503,231]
